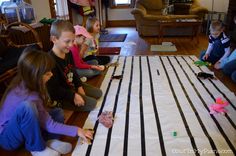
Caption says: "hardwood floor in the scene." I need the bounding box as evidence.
[100,27,208,56]
[1,27,235,156]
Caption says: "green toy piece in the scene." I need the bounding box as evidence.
[194,60,211,67]
[40,18,56,25]
[172,131,177,137]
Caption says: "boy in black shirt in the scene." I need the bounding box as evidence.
[47,20,102,111]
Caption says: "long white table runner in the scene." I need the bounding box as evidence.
[72,56,236,156]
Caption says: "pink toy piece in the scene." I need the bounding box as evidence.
[98,111,114,128]
[209,97,229,114]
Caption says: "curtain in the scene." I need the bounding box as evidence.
[56,0,69,20]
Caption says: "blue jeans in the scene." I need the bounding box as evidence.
[231,71,236,82]
[76,68,101,78]
[199,39,225,64]
[219,49,236,68]
[84,55,111,65]
[0,102,45,151]
[0,102,64,151]
[76,59,101,78]
[222,59,236,83]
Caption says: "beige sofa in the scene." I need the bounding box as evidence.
[131,0,208,36]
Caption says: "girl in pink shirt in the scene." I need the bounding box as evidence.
[70,25,104,78]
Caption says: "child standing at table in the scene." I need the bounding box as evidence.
[80,16,111,65]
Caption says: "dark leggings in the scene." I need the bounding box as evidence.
[60,83,103,112]
[84,55,111,65]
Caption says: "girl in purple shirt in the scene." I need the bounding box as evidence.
[0,48,93,156]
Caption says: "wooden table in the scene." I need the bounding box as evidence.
[159,19,202,44]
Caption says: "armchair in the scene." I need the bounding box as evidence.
[0,20,43,97]
[131,0,208,36]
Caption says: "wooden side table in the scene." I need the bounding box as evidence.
[159,19,202,44]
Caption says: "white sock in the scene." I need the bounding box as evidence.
[31,146,60,156]
[46,139,72,154]
[80,77,87,82]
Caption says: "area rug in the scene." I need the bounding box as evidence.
[99,34,127,42]
[72,56,236,156]
[150,44,177,52]
[98,47,121,55]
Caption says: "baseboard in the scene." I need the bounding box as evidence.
[106,20,136,27]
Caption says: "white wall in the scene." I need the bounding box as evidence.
[199,0,229,13]
[71,9,83,25]
[30,0,229,22]
[31,0,51,21]
[107,0,229,21]
[107,8,134,21]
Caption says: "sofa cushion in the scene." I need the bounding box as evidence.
[138,0,163,10]
[147,9,162,15]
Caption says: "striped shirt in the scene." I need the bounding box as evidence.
[206,32,230,62]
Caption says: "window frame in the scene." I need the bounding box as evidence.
[0,0,31,5]
[49,0,56,18]
[49,0,70,20]
[111,0,131,9]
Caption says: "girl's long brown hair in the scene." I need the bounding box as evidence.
[0,48,55,107]
[86,16,98,33]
